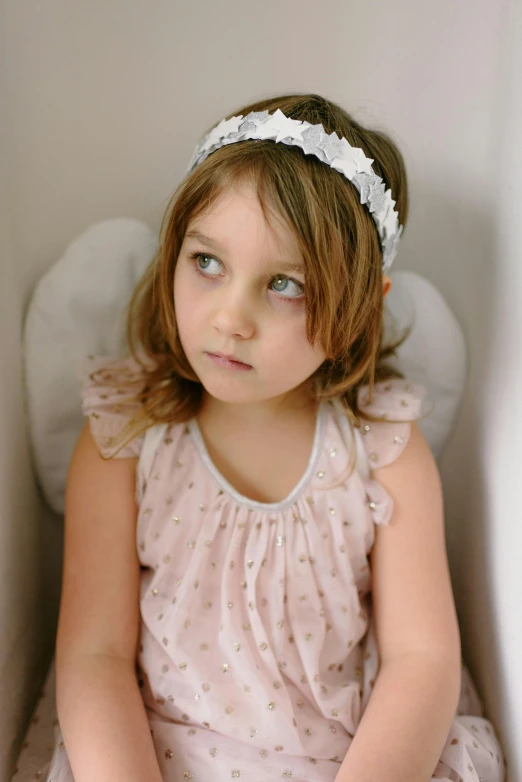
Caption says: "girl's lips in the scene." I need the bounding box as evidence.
[206,352,253,371]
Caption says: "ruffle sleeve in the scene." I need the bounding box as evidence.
[357,377,428,526]
[77,354,150,459]
[357,377,427,470]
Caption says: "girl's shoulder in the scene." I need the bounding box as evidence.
[78,353,153,459]
[354,376,428,470]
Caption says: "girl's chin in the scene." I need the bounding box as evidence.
[197,373,272,404]
[200,384,262,405]
[199,376,310,409]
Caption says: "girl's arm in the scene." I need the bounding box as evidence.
[335,422,462,782]
[55,422,163,782]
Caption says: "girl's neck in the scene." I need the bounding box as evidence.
[193,384,322,506]
[198,384,317,428]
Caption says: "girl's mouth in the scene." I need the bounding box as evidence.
[205,352,253,371]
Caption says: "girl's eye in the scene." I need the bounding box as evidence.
[270,275,305,299]
[189,252,304,300]
[191,252,223,276]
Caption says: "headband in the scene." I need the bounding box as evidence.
[186,108,403,270]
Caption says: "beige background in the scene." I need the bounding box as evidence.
[1,0,520,779]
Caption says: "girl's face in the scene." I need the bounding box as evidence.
[173,182,327,408]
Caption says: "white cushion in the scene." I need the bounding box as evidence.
[384,270,467,459]
[23,221,467,515]
[23,219,157,514]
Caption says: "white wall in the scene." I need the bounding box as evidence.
[2,0,519,777]
[481,0,522,770]
[0,25,60,780]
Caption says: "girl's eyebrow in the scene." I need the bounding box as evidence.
[185,230,226,252]
[184,230,304,274]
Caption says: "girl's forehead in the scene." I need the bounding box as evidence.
[186,184,301,258]
[195,181,273,222]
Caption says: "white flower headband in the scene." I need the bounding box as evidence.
[186,108,403,271]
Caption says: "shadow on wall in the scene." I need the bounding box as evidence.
[403,184,509,767]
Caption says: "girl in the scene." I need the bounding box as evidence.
[46,93,505,782]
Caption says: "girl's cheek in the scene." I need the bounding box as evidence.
[175,265,199,304]
[268,295,307,316]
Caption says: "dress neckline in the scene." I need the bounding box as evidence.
[187,400,329,512]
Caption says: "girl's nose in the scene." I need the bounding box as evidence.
[210,290,256,340]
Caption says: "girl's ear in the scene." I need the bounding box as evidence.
[383,275,392,299]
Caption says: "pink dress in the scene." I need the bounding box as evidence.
[45,355,506,782]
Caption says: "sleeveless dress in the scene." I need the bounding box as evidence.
[44,355,506,782]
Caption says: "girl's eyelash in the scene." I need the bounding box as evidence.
[189,251,220,269]
[188,251,305,301]
[188,252,223,278]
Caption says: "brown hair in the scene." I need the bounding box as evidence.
[95,92,410,456]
